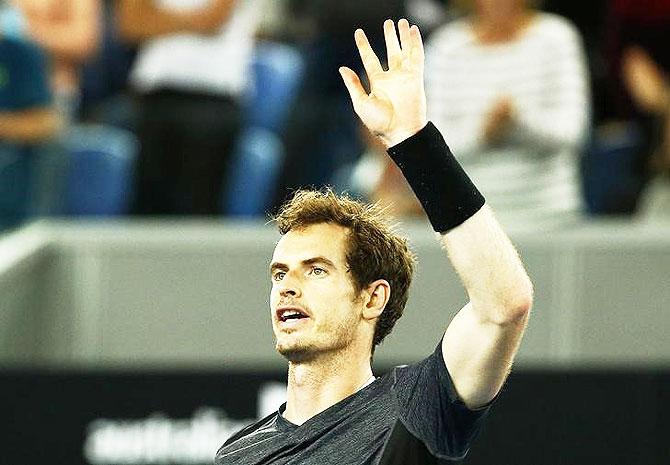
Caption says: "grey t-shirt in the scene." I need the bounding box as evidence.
[215,342,491,464]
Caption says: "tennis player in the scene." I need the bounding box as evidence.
[216,18,533,464]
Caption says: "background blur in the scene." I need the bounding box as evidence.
[1,0,669,464]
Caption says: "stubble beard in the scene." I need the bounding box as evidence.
[275,311,360,364]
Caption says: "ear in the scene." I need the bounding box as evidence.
[362,279,391,321]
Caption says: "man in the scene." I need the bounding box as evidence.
[216,19,533,464]
[15,0,100,120]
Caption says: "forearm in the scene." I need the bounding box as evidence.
[0,109,60,143]
[116,1,192,42]
[438,206,533,324]
[388,124,533,323]
[116,0,236,43]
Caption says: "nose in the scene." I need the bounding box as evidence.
[277,273,301,298]
[280,287,297,298]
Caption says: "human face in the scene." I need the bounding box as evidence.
[269,223,363,363]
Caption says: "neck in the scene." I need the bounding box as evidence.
[472,9,534,44]
[283,345,374,426]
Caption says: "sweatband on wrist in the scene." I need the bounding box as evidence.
[387,122,485,232]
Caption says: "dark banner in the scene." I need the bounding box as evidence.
[5,370,286,465]
[3,369,669,465]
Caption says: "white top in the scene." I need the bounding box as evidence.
[425,13,590,228]
[130,0,260,97]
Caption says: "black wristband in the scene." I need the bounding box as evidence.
[387,122,485,232]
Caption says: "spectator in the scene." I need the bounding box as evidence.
[0,31,58,230]
[623,46,670,218]
[15,0,101,121]
[425,0,590,228]
[600,0,670,217]
[116,0,260,216]
[602,0,670,122]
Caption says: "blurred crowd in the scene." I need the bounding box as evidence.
[1,0,669,232]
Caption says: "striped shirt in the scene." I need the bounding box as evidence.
[425,13,590,228]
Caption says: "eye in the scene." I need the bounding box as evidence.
[309,266,326,276]
[272,271,286,282]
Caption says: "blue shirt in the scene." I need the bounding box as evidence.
[0,36,53,230]
[0,36,52,112]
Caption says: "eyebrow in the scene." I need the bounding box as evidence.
[270,256,338,274]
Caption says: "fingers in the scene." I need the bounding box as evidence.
[409,24,424,66]
[355,29,384,77]
[382,19,424,69]
[398,18,411,52]
[355,19,424,72]
[339,66,368,105]
[384,19,402,69]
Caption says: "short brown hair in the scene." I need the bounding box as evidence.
[274,189,416,352]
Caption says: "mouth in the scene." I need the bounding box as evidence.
[276,306,310,325]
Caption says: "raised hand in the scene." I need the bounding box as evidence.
[339,19,427,148]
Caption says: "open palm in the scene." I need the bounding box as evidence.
[340,19,427,147]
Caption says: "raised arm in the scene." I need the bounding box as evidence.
[340,19,533,409]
